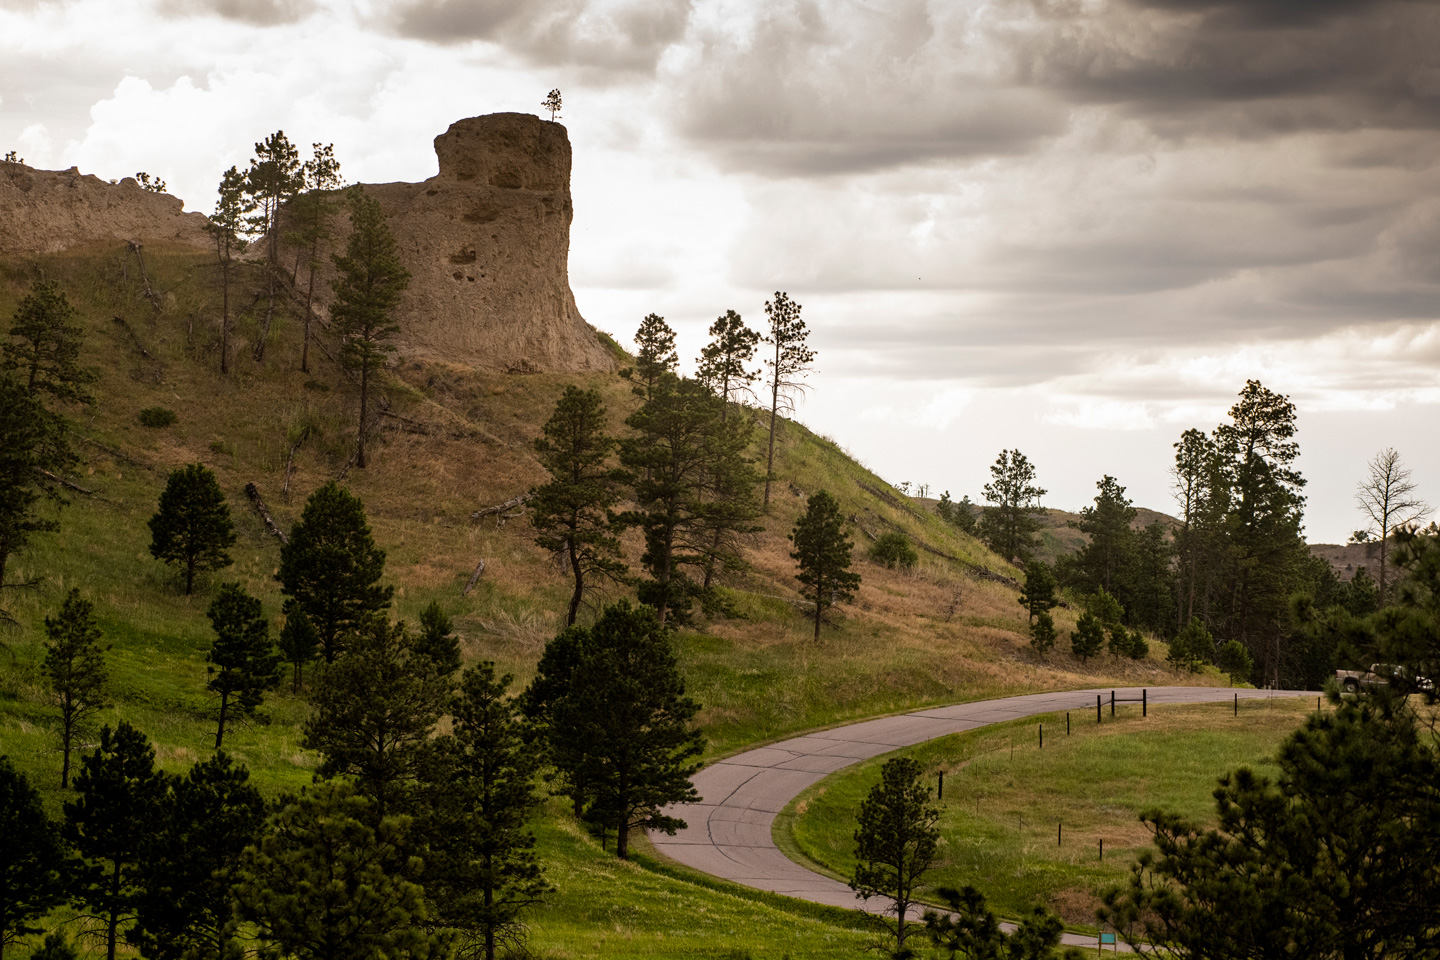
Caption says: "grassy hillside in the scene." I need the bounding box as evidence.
[0,243,1224,956]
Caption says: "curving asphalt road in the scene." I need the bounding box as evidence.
[653,685,1315,949]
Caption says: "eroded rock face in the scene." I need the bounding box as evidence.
[0,162,209,255]
[352,113,615,374]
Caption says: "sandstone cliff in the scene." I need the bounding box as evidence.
[337,113,616,374]
[0,162,209,255]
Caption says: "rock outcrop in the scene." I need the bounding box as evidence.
[0,162,209,255]
[346,113,615,374]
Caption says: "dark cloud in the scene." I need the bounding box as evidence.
[390,0,692,71]
[1021,0,1440,132]
[154,0,316,25]
[673,0,1065,175]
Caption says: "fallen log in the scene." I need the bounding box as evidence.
[470,493,533,525]
[245,482,288,545]
[111,315,155,360]
[36,468,106,500]
[462,560,486,596]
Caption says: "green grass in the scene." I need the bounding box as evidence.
[780,698,1319,929]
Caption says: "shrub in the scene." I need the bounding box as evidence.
[1168,618,1214,673]
[870,531,918,570]
[1216,640,1254,684]
[1030,610,1056,655]
[138,406,177,428]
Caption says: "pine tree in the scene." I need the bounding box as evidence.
[1030,610,1057,656]
[789,490,862,643]
[547,601,704,860]
[205,583,280,750]
[302,618,448,819]
[1215,639,1253,684]
[42,588,108,788]
[277,481,393,663]
[761,291,814,508]
[1072,475,1138,599]
[243,130,302,362]
[0,757,68,960]
[286,143,343,374]
[979,449,1047,563]
[696,309,760,411]
[148,463,237,595]
[64,722,169,960]
[330,187,410,468]
[1168,617,1214,673]
[1018,559,1057,625]
[0,376,57,597]
[627,312,678,400]
[421,663,550,960]
[204,166,250,375]
[1071,611,1104,662]
[924,886,1074,960]
[234,781,433,960]
[130,752,266,960]
[2,279,97,407]
[529,386,626,625]
[277,598,319,693]
[518,625,588,816]
[850,756,940,957]
[415,600,462,682]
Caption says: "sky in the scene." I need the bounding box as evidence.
[3,0,1439,543]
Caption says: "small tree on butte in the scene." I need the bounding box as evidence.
[421,663,550,960]
[790,490,861,643]
[277,481,393,663]
[979,448,1047,563]
[0,758,69,960]
[542,88,562,121]
[42,588,108,788]
[148,463,237,595]
[64,722,169,960]
[548,601,704,860]
[762,291,815,508]
[850,755,940,958]
[529,386,626,626]
[1355,447,1431,606]
[330,187,410,468]
[204,166,250,374]
[205,583,280,750]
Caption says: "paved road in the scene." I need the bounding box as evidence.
[653,685,1315,949]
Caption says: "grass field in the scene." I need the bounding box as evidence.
[780,697,1319,929]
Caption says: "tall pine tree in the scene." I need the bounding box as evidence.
[148,463,237,595]
[0,758,68,960]
[42,588,108,788]
[205,583,280,750]
[790,490,861,643]
[761,292,814,508]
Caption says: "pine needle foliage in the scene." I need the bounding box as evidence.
[148,463,237,595]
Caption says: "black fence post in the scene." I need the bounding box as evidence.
[1097,694,1102,723]
[1067,712,1071,736]
[1058,822,1062,847]
[1039,724,1043,750]
[1234,692,1238,717]
[1143,688,1147,717]
[1099,838,1104,861]
[1110,690,1116,717]
[938,770,944,800]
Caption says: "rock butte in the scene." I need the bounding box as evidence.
[0,112,616,375]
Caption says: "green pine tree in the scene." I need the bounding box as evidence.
[1018,559,1058,625]
[286,142,343,374]
[415,600,462,682]
[529,386,626,626]
[420,663,551,960]
[1168,618,1214,673]
[626,312,678,400]
[979,449,1047,563]
[276,481,393,663]
[850,756,940,957]
[330,187,411,468]
[696,309,760,411]
[234,781,434,960]
[277,598,319,693]
[761,291,814,509]
[790,490,862,643]
[0,757,69,960]
[205,583,280,750]
[1030,610,1057,656]
[129,752,266,960]
[42,588,108,788]
[63,722,169,960]
[1072,475,1138,598]
[1071,611,1105,662]
[204,166,250,374]
[148,463,237,595]
[518,625,589,816]
[3,279,96,407]
[0,376,61,599]
[243,130,302,363]
[547,601,704,860]
[302,618,448,819]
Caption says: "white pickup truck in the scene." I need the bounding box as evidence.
[1335,663,1434,696]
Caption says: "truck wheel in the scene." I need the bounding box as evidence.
[1343,678,1359,695]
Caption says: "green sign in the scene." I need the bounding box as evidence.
[1100,933,1117,945]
